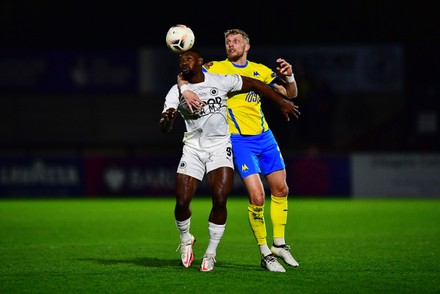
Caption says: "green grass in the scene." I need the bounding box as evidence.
[0,197,439,293]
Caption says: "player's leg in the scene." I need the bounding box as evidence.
[175,173,199,221]
[200,144,234,272]
[256,130,298,268]
[259,130,289,245]
[231,133,269,251]
[244,174,285,272]
[265,169,289,245]
[261,136,299,267]
[175,144,205,222]
[207,166,233,225]
[175,173,199,268]
[232,133,285,272]
[243,174,268,248]
[267,171,300,267]
[174,145,204,268]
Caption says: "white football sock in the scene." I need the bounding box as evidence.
[175,217,191,242]
[205,222,226,256]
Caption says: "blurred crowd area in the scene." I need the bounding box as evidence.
[0,44,438,156]
[0,1,438,156]
[1,3,438,199]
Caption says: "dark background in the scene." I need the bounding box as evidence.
[1,2,437,47]
[1,1,439,154]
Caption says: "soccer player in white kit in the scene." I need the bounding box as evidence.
[159,48,299,272]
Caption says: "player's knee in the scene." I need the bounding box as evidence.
[213,195,227,208]
[272,185,289,197]
[175,198,190,210]
[248,189,266,206]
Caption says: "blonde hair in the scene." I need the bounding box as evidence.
[224,29,250,44]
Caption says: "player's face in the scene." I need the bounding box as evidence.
[179,51,200,77]
[225,33,246,61]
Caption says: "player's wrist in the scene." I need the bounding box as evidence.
[180,84,189,93]
[286,74,295,83]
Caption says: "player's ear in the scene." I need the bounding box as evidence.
[245,43,250,53]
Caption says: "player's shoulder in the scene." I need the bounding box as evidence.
[247,60,276,81]
[168,83,179,92]
[203,72,224,84]
[165,84,180,101]
[203,59,229,70]
[248,60,271,70]
[204,71,238,81]
[204,72,241,88]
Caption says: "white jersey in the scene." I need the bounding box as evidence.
[163,72,243,149]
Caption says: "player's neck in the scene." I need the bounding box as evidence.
[189,71,205,84]
[230,55,247,66]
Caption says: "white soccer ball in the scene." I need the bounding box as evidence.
[165,24,195,53]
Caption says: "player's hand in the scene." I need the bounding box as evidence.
[276,58,293,77]
[182,90,205,113]
[290,102,301,120]
[178,73,205,112]
[159,108,177,134]
[163,108,177,121]
[279,100,300,121]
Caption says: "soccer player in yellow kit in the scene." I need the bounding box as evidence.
[196,29,300,272]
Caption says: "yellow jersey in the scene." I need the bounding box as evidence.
[203,59,277,135]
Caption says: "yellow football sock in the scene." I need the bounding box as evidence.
[248,204,267,245]
[270,195,288,239]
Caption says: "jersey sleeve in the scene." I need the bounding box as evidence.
[257,63,278,86]
[222,73,243,93]
[162,84,180,113]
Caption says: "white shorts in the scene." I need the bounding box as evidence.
[177,139,234,181]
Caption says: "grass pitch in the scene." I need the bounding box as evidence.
[0,197,439,293]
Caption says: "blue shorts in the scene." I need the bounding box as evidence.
[231,129,285,179]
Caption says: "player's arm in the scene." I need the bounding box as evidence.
[177,74,205,113]
[159,108,177,134]
[272,58,298,99]
[240,76,300,121]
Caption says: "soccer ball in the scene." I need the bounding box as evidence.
[165,24,195,53]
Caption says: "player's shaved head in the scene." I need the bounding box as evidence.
[180,48,202,59]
